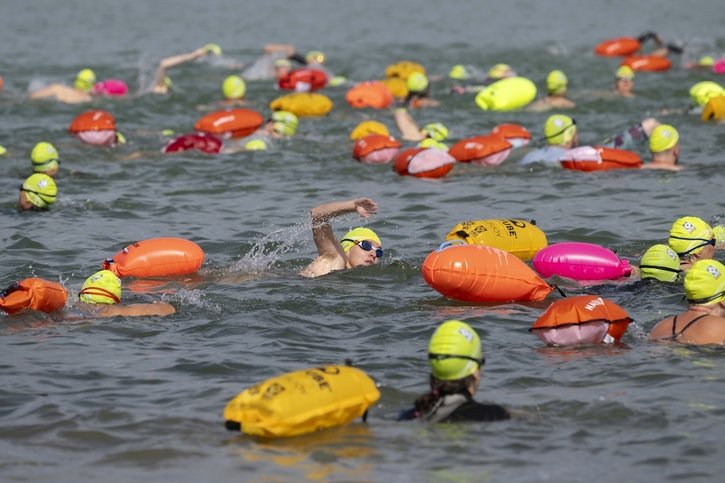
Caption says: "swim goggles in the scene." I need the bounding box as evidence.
[428,353,486,368]
[687,289,725,305]
[341,239,383,258]
[18,184,54,203]
[669,236,716,257]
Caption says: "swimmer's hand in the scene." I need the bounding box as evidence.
[354,198,378,218]
[203,43,223,56]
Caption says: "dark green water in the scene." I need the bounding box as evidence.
[1,1,724,481]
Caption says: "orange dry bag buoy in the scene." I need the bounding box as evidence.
[103,237,205,278]
[352,134,401,164]
[194,109,264,139]
[448,135,513,166]
[621,55,671,72]
[560,146,642,171]
[393,147,455,178]
[490,123,531,148]
[345,81,394,109]
[422,241,553,303]
[0,278,67,315]
[594,37,641,57]
[530,295,632,346]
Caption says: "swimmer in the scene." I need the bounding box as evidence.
[520,114,578,166]
[614,65,635,98]
[150,44,222,95]
[526,70,576,112]
[393,108,448,149]
[77,270,175,317]
[29,68,95,104]
[642,124,682,171]
[18,173,57,211]
[397,320,510,422]
[600,117,660,151]
[668,216,717,272]
[648,259,725,345]
[638,244,683,283]
[196,75,247,111]
[299,198,382,278]
[403,72,439,109]
[30,142,60,177]
[241,44,296,81]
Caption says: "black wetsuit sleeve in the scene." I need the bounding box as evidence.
[447,401,511,422]
[288,53,307,65]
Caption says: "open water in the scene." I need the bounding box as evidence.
[1,0,724,481]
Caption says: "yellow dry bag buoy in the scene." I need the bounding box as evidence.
[223,365,380,438]
[269,92,333,117]
[475,77,537,111]
[446,219,548,261]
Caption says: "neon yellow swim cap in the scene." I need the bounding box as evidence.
[274,58,292,69]
[689,81,725,107]
[649,124,679,153]
[615,65,635,80]
[421,122,449,142]
[30,142,59,173]
[79,270,121,305]
[21,173,57,209]
[698,55,715,67]
[488,63,512,79]
[713,225,725,246]
[544,114,576,146]
[75,68,96,92]
[0,145,6,156]
[449,64,470,80]
[684,259,725,305]
[406,72,429,94]
[222,75,246,99]
[669,216,714,257]
[244,139,267,151]
[546,70,568,95]
[350,120,389,141]
[271,110,298,136]
[328,75,348,87]
[640,244,681,283]
[340,227,381,253]
[428,320,482,381]
[305,50,326,64]
[418,138,448,150]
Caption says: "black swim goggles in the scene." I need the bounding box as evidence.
[670,236,716,256]
[687,290,725,305]
[428,353,485,368]
[341,239,383,258]
[639,265,683,276]
[544,118,576,142]
[18,184,53,203]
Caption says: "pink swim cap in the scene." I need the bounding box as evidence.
[92,79,128,96]
[713,58,725,75]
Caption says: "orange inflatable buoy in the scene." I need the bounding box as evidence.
[530,295,632,346]
[594,37,641,57]
[560,146,642,171]
[422,241,553,303]
[393,147,455,178]
[345,81,394,109]
[448,135,513,166]
[278,68,328,92]
[490,123,531,148]
[68,110,118,146]
[352,134,400,164]
[103,237,205,278]
[0,278,67,315]
[194,109,264,139]
[621,55,671,72]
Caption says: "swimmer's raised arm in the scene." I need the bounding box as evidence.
[394,108,426,141]
[152,44,222,94]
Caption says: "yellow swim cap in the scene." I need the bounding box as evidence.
[222,75,246,99]
[79,270,121,305]
[449,64,470,80]
[349,120,389,141]
[488,63,513,79]
[244,139,267,151]
[75,68,96,92]
[684,259,725,305]
[698,55,715,67]
[271,110,299,136]
[340,227,381,253]
[21,173,57,209]
[544,114,576,146]
[274,58,292,69]
[328,75,348,87]
[669,216,714,257]
[406,72,429,94]
[546,70,568,95]
[640,244,681,282]
[428,320,482,381]
[689,81,725,107]
[615,65,635,80]
[305,50,326,64]
[0,145,6,156]
[421,122,449,142]
[418,138,448,150]
[30,141,59,173]
[714,225,725,246]
[649,124,679,153]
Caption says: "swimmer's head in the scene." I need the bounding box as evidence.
[698,55,715,67]
[649,124,679,153]
[684,259,725,306]
[669,216,715,258]
[30,141,59,175]
[244,139,267,151]
[75,68,96,92]
[546,70,568,95]
[418,138,449,150]
[406,72,429,94]
[19,173,57,210]
[274,58,292,70]
[79,269,121,305]
[222,75,246,99]
[270,110,298,136]
[350,120,389,141]
[428,320,483,381]
[544,114,576,146]
[449,64,470,80]
[488,63,514,80]
[615,65,635,80]
[340,227,382,267]
[640,244,682,283]
[305,50,326,65]
[340,227,381,253]
[420,122,449,142]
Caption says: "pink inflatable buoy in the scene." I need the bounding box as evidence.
[163,133,223,154]
[532,242,631,281]
[92,79,129,96]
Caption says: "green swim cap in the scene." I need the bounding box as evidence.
[449,64,470,80]
[421,122,449,142]
[615,65,635,80]
[75,68,96,92]
[222,75,246,99]
[406,72,429,94]
[21,173,57,209]
[30,141,59,173]
[78,269,121,305]
[418,138,448,150]
[271,110,299,136]
[544,114,576,146]
[669,216,714,257]
[546,70,568,95]
[428,320,482,381]
[684,259,725,305]
[244,139,267,151]
[640,244,681,282]
[649,125,679,153]
[340,227,381,253]
[328,75,348,87]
